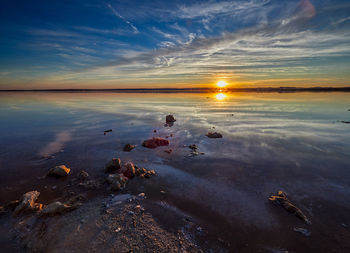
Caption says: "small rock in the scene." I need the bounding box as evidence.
[166,115,176,123]
[293,227,311,237]
[105,158,121,173]
[189,144,197,150]
[128,211,134,215]
[115,227,121,233]
[123,144,136,152]
[78,170,89,179]
[138,193,146,198]
[142,137,169,149]
[160,190,166,195]
[341,121,350,124]
[48,165,71,177]
[14,191,43,215]
[164,149,172,154]
[206,132,223,138]
[104,129,112,135]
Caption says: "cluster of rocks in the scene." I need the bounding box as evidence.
[105,158,156,191]
[0,190,83,217]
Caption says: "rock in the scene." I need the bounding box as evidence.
[135,167,156,178]
[123,144,136,152]
[40,154,55,160]
[106,174,128,191]
[115,227,121,233]
[123,163,136,179]
[341,121,350,124]
[138,193,145,198]
[164,149,172,154]
[142,137,169,149]
[269,191,311,225]
[105,158,121,173]
[160,190,166,195]
[48,165,71,177]
[14,191,43,215]
[153,129,157,133]
[41,195,83,216]
[189,144,197,150]
[78,170,89,179]
[206,132,223,138]
[188,144,205,157]
[166,115,176,123]
[293,227,311,237]
[104,129,112,135]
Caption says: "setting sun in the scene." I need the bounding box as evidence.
[216,81,227,88]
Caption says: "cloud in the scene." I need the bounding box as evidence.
[106,3,139,34]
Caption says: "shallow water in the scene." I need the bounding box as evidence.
[1,91,350,252]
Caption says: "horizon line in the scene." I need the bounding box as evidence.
[1,86,350,93]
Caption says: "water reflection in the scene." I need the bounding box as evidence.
[215,93,227,100]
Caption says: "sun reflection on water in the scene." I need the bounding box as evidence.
[215,93,227,100]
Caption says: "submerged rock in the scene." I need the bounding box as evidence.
[14,191,43,215]
[107,174,128,191]
[123,144,136,152]
[142,137,169,149]
[206,132,223,138]
[105,158,121,173]
[269,191,311,225]
[166,114,176,123]
[41,195,83,216]
[293,227,311,237]
[48,165,71,177]
[78,170,89,180]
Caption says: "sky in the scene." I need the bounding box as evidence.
[0,0,350,89]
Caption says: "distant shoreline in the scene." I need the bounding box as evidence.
[1,87,350,93]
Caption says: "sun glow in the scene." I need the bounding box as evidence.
[216,80,227,88]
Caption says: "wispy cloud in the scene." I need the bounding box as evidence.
[106,3,139,34]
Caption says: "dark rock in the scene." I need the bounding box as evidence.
[189,144,197,150]
[269,191,311,225]
[105,158,121,173]
[293,227,311,237]
[341,121,350,124]
[166,115,176,123]
[48,165,71,177]
[206,132,223,138]
[14,191,43,215]
[142,137,169,149]
[123,144,136,152]
[164,149,172,154]
[104,129,112,135]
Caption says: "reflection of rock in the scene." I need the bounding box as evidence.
[78,170,89,180]
[206,132,223,138]
[293,227,311,237]
[142,138,169,149]
[105,158,121,173]
[14,191,43,215]
[123,144,136,152]
[164,149,172,154]
[166,115,176,123]
[269,191,311,225]
[48,165,71,177]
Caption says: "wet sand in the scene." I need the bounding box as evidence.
[1,92,350,252]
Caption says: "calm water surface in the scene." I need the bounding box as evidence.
[0,91,350,252]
